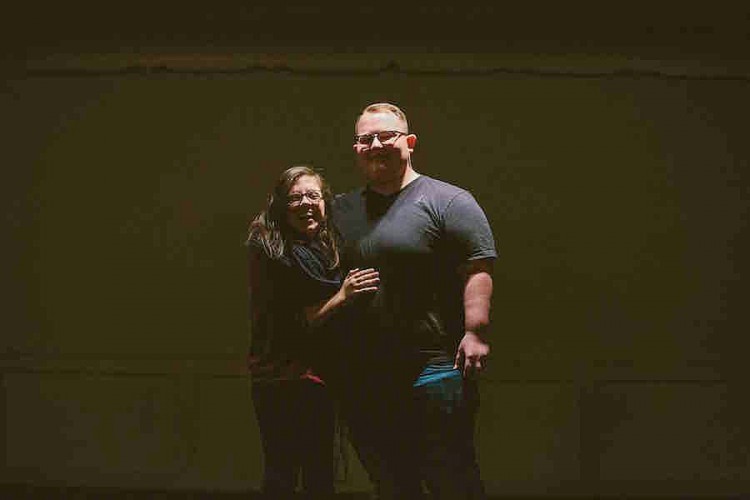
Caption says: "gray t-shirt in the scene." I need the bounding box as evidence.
[332,175,497,366]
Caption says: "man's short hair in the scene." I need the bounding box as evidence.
[356,102,409,132]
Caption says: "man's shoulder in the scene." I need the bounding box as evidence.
[415,175,473,204]
[332,188,366,221]
[333,187,364,209]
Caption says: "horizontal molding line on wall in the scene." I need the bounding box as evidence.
[21,62,750,82]
[0,357,729,383]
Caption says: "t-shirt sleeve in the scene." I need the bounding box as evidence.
[443,191,498,261]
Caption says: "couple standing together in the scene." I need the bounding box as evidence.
[247,102,497,499]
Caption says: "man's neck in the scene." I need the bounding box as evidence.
[368,167,421,196]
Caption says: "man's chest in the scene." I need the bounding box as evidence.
[335,194,444,263]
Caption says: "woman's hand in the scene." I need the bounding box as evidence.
[305,268,379,325]
[340,268,379,301]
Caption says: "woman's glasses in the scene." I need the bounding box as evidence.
[287,190,323,207]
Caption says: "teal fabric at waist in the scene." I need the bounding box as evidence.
[414,361,461,387]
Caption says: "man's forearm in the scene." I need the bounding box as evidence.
[462,259,494,336]
[464,271,493,335]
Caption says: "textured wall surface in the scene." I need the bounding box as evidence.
[2,4,750,497]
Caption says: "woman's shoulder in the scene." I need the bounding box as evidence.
[247,238,270,262]
[247,238,294,273]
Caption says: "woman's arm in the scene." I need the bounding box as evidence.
[304,268,379,325]
[248,248,265,324]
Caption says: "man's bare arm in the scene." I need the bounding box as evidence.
[454,258,494,376]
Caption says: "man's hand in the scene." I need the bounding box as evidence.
[456,258,493,377]
[454,331,490,377]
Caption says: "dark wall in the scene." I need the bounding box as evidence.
[3,4,750,496]
[5,71,750,365]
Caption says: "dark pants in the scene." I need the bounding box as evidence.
[252,379,335,499]
[337,372,485,500]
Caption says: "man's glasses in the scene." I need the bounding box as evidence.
[354,130,406,147]
[287,190,323,206]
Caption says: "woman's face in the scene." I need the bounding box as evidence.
[285,174,326,239]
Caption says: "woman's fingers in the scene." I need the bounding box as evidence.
[345,269,380,296]
[355,279,379,289]
[348,269,379,293]
[351,268,378,280]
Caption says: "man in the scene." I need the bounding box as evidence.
[331,102,496,499]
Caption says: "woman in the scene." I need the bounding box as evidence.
[246,166,378,498]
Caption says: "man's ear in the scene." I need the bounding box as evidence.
[406,134,417,151]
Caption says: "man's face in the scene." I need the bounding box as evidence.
[353,112,413,186]
[285,174,326,239]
